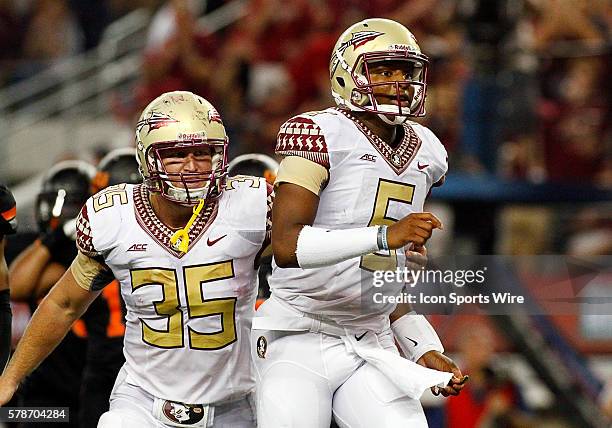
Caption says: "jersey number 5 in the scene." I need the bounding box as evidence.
[130,261,237,350]
[360,179,415,272]
[93,184,128,212]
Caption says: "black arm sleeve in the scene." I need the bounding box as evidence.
[0,289,11,370]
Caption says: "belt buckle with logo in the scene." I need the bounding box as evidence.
[154,398,211,427]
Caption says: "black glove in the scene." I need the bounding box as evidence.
[41,224,74,253]
[0,289,11,370]
[0,184,17,236]
[40,222,78,268]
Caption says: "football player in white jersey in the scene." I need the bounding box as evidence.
[253,18,466,427]
[0,91,271,428]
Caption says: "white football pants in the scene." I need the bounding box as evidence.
[97,367,256,428]
[252,300,428,428]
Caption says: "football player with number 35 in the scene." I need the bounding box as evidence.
[0,91,271,428]
[253,18,466,427]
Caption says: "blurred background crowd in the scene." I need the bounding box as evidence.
[0,0,611,427]
[0,0,610,187]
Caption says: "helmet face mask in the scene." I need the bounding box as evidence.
[330,18,429,123]
[135,91,229,206]
[145,141,227,206]
[354,52,428,117]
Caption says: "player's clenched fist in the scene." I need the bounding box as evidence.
[386,212,442,249]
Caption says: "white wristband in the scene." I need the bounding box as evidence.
[295,225,379,269]
[391,313,444,362]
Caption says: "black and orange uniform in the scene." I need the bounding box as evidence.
[79,279,126,427]
[18,233,87,428]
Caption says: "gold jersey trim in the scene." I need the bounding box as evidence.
[70,251,110,291]
[275,156,329,196]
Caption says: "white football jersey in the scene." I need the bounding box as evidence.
[75,178,271,404]
[271,108,447,332]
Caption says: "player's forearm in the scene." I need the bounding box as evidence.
[8,241,51,301]
[294,225,382,269]
[272,222,305,268]
[3,287,85,385]
[390,302,415,323]
[391,310,444,362]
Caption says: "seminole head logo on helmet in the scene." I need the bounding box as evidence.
[330,30,385,76]
[135,91,229,206]
[330,18,429,125]
[207,107,223,125]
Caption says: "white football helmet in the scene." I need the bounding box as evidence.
[135,91,228,206]
[330,18,429,124]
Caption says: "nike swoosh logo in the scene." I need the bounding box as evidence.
[207,235,227,246]
[355,332,367,341]
[417,162,429,170]
[405,336,418,346]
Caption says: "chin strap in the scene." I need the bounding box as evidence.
[170,199,205,253]
[337,97,409,125]
[377,113,408,125]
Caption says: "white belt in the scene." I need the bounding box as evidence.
[151,393,251,428]
[252,315,346,336]
[253,309,452,400]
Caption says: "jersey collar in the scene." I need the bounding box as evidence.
[133,184,218,258]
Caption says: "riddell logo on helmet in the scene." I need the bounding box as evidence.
[389,44,412,51]
[178,132,206,140]
[415,87,424,100]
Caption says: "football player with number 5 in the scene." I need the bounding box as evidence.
[253,18,466,427]
[0,92,271,428]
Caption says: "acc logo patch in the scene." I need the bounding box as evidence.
[359,153,377,162]
[256,335,267,359]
